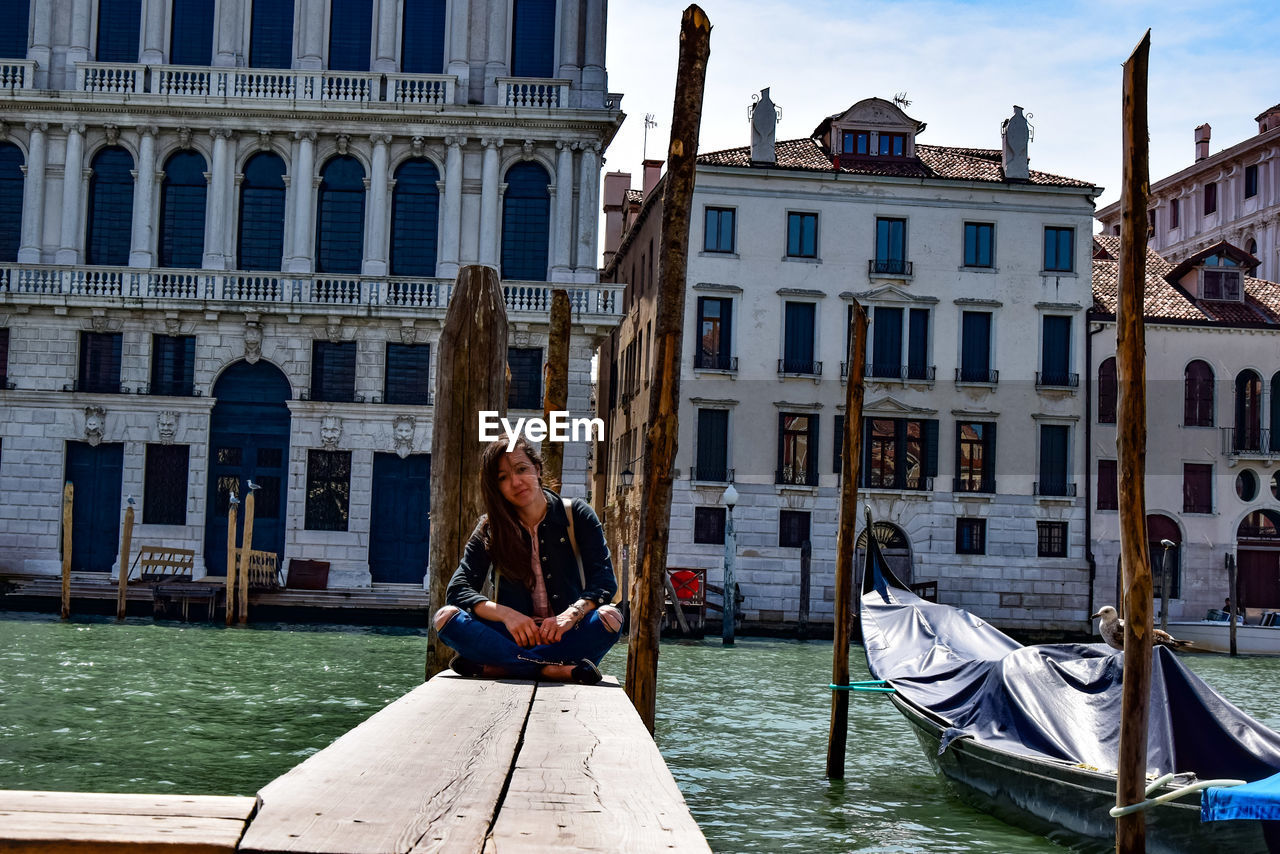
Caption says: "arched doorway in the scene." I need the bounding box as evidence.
[1236,510,1280,608]
[855,521,912,588]
[205,360,291,575]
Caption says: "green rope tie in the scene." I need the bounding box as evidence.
[829,680,895,693]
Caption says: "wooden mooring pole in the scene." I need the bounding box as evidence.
[60,482,73,620]
[797,540,811,640]
[541,289,571,492]
[1115,29,1152,854]
[624,4,711,734]
[426,265,509,680]
[827,302,867,780]
[1227,552,1239,657]
[115,497,135,620]
[238,485,256,626]
[225,493,239,625]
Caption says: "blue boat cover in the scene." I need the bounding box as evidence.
[1203,773,1280,822]
[859,529,1280,784]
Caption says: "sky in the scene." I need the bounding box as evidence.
[602,0,1280,213]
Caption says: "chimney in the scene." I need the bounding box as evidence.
[1001,105,1030,181]
[642,159,663,197]
[750,87,777,164]
[1195,123,1211,162]
[602,171,632,268]
[1256,105,1280,134]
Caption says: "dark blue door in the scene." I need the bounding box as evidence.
[205,361,291,575]
[65,442,124,572]
[368,453,430,583]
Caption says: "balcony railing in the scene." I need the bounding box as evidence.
[62,380,129,394]
[868,259,913,277]
[498,77,570,108]
[1034,480,1077,497]
[1,60,36,89]
[75,62,456,106]
[775,466,818,487]
[867,363,936,382]
[865,475,933,492]
[692,466,734,483]
[952,476,995,494]
[381,390,436,406]
[1221,427,1280,457]
[694,352,737,371]
[955,367,999,384]
[1036,371,1080,388]
[778,359,822,376]
[0,264,622,318]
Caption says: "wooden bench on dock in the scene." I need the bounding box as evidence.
[0,673,710,853]
[129,546,196,582]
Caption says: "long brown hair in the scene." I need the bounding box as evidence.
[479,437,544,588]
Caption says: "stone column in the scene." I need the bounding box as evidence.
[446,0,470,101]
[575,142,600,279]
[364,133,391,275]
[373,0,399,72]
[19,123,48,263]
[437,136,464,279]
[140,0,167,64]
[479,139,503,268]
[68,0,93,79]
[57,123,86,265]
[214,0,242,66]
[29,1,54,87]
[129,126,158,267]
[298,0,325,70]
[551,142,574,279]
[203,129,233,269]
[581,0,606,107]
[483,0,508,104]
[289,131,317,272]
[558,0,582,102]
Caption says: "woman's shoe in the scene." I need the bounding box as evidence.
[570,659,603,686]
[449,655,485,678]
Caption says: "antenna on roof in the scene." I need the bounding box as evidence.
[643,113,658,160]
[893,92,912,108]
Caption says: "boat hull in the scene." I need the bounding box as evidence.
[889,692,1279,854]
[1168,621,1280,655]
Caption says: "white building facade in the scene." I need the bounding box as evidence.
[0,0,622,586]
[601,97,1103,634]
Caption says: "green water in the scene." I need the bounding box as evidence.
[4,613,1280,853]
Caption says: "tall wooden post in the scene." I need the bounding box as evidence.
[426,264,509,680]
[60,482,73,620]
[238,486,256,625]
[225,493,239,625]
[1227,552,1238,657]
[115,498,135,620]
[827,301,867,779]
[624,4,711,733]
[1115,30,1152,854]
[798,540,811,640]
[541,289,572,492]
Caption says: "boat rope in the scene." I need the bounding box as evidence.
[829,680,895,693]
[1107,773,1247,817]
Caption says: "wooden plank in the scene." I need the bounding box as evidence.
[240,673,534,854]
[487,679,711,853]
[0,790,255,818]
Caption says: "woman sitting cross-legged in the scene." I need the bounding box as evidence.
[433,436,622,684]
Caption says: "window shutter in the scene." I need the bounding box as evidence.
[784,302,815,368]
[697,409,728,481]
[1042,316,1070,379]
[961,312,991,377]
[720,300,733,362]
[809,415,820,482]
[908,309,929,376]
[833,414,845,474]
[401,0,447,74]
[923,419,939,479]
[872,307,902,375]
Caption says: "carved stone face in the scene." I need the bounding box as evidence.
[157,410,178,443]
[84,406,105,445]
[244,322,263,363]
[320,416,342,449]
[393,415,415,458]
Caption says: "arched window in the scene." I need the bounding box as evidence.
[501,162,550,281]
[0,142,23,262]
[170,0,214,66]
[158,150,207,268]
[315,155,366,274]
[401,0,446,73]
[237,152,286,271]
[1184,359,1214,427]
[0,0,31,58]
[1147,514,1182,600]
[1271,373,1280,452]
[1247,238,1258,257]
[1235,369,1263,451]
[96,0,142,62]
[390,159,440,276]
[511,0,556,78]
[249,0,294,68]
[1097,356,1116,423]
[328,0,373,71]
[86,147,134,266]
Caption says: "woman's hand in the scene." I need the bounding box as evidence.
[500,609,541,647]
[538,607,582,644]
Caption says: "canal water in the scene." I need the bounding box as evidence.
[3,612,1280,853]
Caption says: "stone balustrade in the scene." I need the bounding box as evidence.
[0,60,36,89]
[498,77,570,108]
[0,264,623,320]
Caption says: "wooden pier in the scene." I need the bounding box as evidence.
[0,672,710,853]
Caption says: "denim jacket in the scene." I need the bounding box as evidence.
[446,489,617,617]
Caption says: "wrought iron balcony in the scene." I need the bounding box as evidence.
[775,466,819,487]
[380,390,435,406]
[1035,371,1080,388]
[868,259,913,277]
[866,363,936,382]
[692,466,734,483]
[778,359,822,376]
[955,367,999,384]
[62,380,128,394]
[1034,480,1077,497]
[952,476,995,494]
[694,351,737,371]
[864,474,934,492]
[1221,427,1280,457]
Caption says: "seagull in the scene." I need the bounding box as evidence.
[247,479,261,491]
[1091,605,1193,651]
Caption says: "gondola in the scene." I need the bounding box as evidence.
[858,518,1280,853]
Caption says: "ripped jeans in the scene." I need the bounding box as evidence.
[436,608,621,679]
